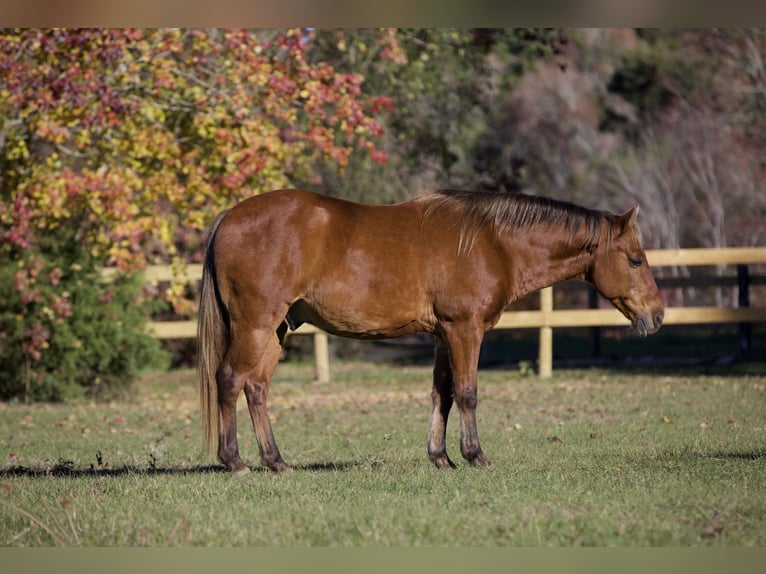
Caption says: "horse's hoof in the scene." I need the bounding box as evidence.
[431,455,457,469]
[469,454,492,468]
[268,460,294,474]
[222,458,251,475]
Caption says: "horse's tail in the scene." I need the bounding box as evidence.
[197,210,230,456]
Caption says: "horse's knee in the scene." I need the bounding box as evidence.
[454,385,477,410]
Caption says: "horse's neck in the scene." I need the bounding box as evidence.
[503,231,594,301]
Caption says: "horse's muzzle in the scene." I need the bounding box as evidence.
[635,310,663,337]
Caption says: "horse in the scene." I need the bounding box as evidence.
[197,188,664,474]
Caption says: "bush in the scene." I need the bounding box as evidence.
[0,235,168,403]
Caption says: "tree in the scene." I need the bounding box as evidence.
[304,28,565,202]
[0,28,388,399]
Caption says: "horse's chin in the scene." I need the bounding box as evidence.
[634,317,650,337]
[633,314,662,337]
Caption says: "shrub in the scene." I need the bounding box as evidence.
[0,230,167,403]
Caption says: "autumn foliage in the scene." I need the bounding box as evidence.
[4,28,764,401]
[0,28,389,400]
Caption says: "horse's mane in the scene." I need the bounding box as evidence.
[417,189,619,255]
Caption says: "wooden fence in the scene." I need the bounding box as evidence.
[135,247,766,380]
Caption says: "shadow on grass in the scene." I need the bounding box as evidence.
[636,448,766,465]
[710,450,766,461]
[0,460,360,479]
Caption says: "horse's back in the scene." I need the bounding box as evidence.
[211,190,442,336]
[214,188,424,263]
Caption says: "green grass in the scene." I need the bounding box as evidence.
[1,360,765,546]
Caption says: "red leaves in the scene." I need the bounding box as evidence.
[21,321,50,362]
[369,95,395,115]
[1,28,390,368]
[2,194,33,250]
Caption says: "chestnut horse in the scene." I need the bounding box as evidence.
[197,189,664,474]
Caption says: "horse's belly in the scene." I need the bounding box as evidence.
[286,297,432,340]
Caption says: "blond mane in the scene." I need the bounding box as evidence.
[418,189,620,255]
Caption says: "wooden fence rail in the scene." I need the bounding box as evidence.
[129,247,766,381]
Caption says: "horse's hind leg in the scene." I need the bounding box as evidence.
[242,328,291,473]
[216,325,289,474]
[216,359,249,475]
[427,339,456,469]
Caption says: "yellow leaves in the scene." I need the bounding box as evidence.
[6,139,29,160]
[194,118,211,139]
[74,129,91,150]
[183,210,206,230]
[158,220,173,246]
[165,282,185,300]
[4,28,387,291]
[148,259,197,318]
[88,194,105,217]
[141,104,166,124]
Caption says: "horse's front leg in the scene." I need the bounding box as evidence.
[440,321,491,468]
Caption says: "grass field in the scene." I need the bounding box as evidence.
[1,360,765,546]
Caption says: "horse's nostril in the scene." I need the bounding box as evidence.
[654,311,664,327]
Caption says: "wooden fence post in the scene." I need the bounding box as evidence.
[314,332,330,383]
[538,286,553,378]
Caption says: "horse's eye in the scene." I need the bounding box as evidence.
[629,255,643,268]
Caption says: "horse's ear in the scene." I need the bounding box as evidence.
[615,204,639,236]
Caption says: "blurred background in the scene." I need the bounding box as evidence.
[2,28,765,401]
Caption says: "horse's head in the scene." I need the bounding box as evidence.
[588,205,664,336]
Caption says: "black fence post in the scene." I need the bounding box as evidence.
[738,264,751,358]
